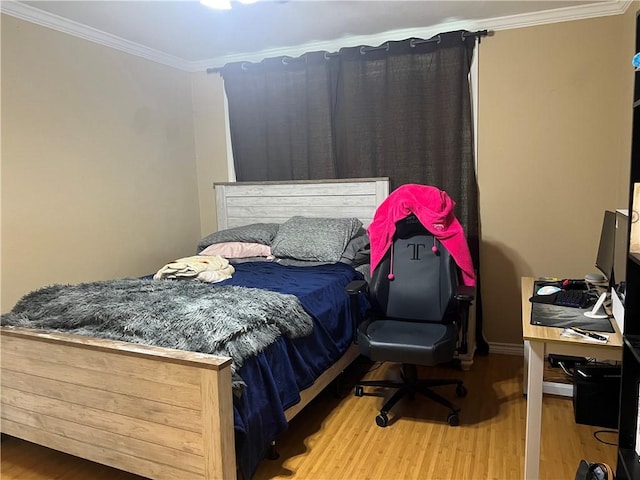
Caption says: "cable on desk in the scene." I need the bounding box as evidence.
[558,361,574,378]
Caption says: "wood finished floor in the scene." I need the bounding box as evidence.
[1,353,618,480]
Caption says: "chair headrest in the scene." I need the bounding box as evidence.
[395,214,429,239]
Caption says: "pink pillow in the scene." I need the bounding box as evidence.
[199,242,272,259]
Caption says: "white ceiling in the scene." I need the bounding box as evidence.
[1,0,631,71]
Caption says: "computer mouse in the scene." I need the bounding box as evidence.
[537,286,561,295]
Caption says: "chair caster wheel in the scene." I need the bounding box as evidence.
[456,384,468,398]
[354,385,364,397]
[447,412,460,426]
[375,412,389,427]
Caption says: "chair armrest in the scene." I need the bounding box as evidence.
[345,279,369,344]
[455,285,475,303]
[345,279,368,296]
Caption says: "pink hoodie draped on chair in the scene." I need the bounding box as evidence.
[368,184,476,287]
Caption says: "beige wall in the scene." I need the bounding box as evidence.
[477,8,636,345]
[2,7,638,347]
[1,15,201,311]
[192,72,230,238]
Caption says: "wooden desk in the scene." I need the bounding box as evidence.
[521,277,623,480]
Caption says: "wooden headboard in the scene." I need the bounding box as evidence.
[214,177,389,230]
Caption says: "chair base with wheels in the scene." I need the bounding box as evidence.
[354,363,467,427]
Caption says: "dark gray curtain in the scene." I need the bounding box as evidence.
[221,31,487,353]
[222,32,477,251]
[222,52,340,180]
[334,33,478,261]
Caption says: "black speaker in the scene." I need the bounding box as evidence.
[573,364,621,429]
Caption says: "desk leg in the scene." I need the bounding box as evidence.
[523,340,530,395]
[524,340,544,480]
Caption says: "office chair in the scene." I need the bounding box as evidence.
[346,215,474,427]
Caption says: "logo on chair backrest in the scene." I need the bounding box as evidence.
[406,243,426,260]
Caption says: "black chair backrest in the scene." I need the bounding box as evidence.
[369,215,459,322]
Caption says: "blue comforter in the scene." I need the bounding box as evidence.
[215,261,367,479]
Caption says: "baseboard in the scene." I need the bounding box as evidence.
[487,342,524,356]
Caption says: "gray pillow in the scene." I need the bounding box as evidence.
[340,229,370,262]
[197,223,280,253]
[275,232,370,267]
[271,216,363,262]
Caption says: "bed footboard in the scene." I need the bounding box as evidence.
[0,327,236,480]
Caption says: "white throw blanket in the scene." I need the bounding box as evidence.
[153,255,235,283]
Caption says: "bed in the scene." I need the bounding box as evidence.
[0,177,389,480]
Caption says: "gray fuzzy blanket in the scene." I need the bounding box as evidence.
[1,278,314,394]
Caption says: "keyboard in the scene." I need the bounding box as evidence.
[553,290,594,309]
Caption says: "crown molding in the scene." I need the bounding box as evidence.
[0,1,193,71]
[483,0,632,31]
[198,0,633,71]
[191,18,484,72]
[1,0,633,73]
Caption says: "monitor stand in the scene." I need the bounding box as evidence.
[585,272,606,283]
[584,292,608,319]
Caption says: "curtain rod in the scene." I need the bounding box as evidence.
[206,29,489,74]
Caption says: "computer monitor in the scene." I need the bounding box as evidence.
[614,210,629,288]
[595,210,616,285]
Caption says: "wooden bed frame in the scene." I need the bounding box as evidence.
[1,177,390,480]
